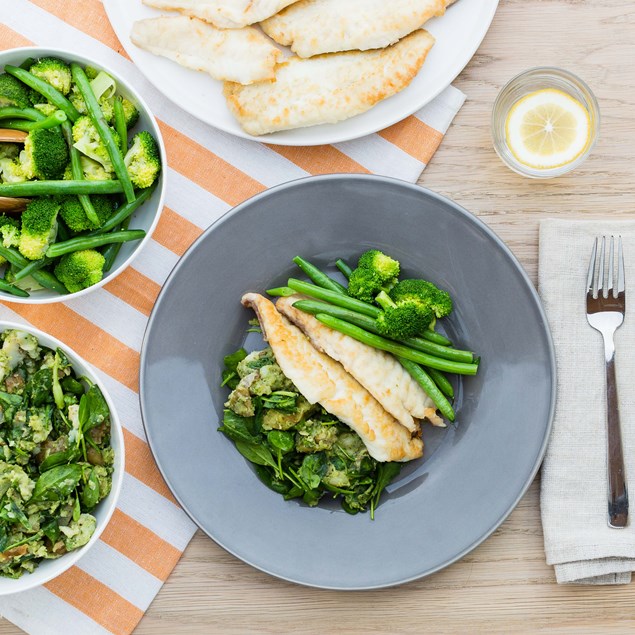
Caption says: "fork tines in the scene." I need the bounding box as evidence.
[587,236,625,299]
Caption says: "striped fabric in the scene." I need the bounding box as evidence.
[0,1,465,633]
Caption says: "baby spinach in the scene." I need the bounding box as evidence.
[27,368,53,406]
[30,464,83,502]
[221,348,247,389]
[218,410,261,444]
[267,430,294,453]
[39,446,80,473]
[80,468,101,510]
[234,440,277,469]
[78,384,109,433]
[41,518,60,544]
[0,501,31,531]
[0,391,22,407]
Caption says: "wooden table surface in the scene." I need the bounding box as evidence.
[3,1,635,633]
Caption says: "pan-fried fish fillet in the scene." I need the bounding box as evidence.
[242,293,423,462]
[261,0,447,58]
[142,0,301,28]
[223,29,435,135]
[276,296,440,432]
[131,16,280,84]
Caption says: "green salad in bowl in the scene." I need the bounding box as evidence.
[0,324,123,591]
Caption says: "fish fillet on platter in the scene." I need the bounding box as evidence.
[224,29,435,135]
[142,0,301,28]
[131,16,281,84]
[276,295,440,432]
[261,0,448,58]
[242,293,423,462]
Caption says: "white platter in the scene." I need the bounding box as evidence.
[104,0,498,146]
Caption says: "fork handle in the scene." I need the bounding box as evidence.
[604,337,629,528]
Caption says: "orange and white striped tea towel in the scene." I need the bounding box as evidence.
[0,1,465,633]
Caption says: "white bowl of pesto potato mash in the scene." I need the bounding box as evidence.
[0,322,124,595]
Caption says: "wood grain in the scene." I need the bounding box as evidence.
[3,1,635,633]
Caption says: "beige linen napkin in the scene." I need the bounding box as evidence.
[540,219,635,584]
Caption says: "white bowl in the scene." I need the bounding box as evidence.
[0,46,166,304]
[0,322,125,595]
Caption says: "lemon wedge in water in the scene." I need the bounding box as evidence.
[505,88,591,169]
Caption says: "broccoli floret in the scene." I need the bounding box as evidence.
[69,70,118,123]
[71,116,117,170]
[33,103,57,116]
[18,197,60,260]
[29,57,72,95]
[121,98,139,128]
[59,195,115,232]
[0,73,34,109]
[347,268,384,303]
[72,116,119,172]
[0,215,20,263]
[80,155,113,181]
[346,249,400,302]
[357,249,400,282]
[20,128,69,180]
[390,279,453,319]
[0,157,27,184]
[375,292,434,339]
[124,131,161,188]
[54,249,105,293]
[0,143,19,161]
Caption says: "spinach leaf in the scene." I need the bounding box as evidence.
[234,440,277,469]
[78,385,109,434]
[30,464,83,502]
[221,348,247,388]
[223,348,247,370]
[51,350,65,410]
[369,462,401,519]
[267,430,294,453]
[26,368,53,407]
[39,446,80,473]
[80,468,100,510]
[0,523,8,552]
[72,495,81,522]
[41,518,60,543]
[0,391,23,407]
[261,391,298,411]
[0,501,32,531]
[299,453,327,490]
[218,410,261,444]
[254,465,291,495]
[61,377,84,395]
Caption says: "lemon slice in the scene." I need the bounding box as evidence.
[505,88,591,169]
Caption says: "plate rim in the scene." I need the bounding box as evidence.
[139,174,557,589]
[102,0,499,146]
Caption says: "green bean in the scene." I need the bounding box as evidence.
[266,286,296,297]
[422,330,452,347]
[19,57,36,71]
[70,63,135,204]
[2,110,66,131]
[46,229,146,258]
[113,96,127,154]
[424,367,454,399]
[61,121,100,226]
[4,65,80,122]
[287,278,381,318]
[314,314,479,375]
[0,107,46,121]
[335,259,353,279]
[0,180,123,197]
[88,184,155,235]
[398,358,455,422]
[292,300,475,363]
[0,244,67,294]
[101,217,131,272]
[14,257,53,282]
[0,278,30,298]
[292,256,347,294]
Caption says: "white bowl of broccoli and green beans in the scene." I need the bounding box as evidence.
[221,250,479,518]
[0,48,165,301]
[0,324,124,593]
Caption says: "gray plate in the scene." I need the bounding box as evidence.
[139,175,556,590]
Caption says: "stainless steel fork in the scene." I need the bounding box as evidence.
[586,236,628,528]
